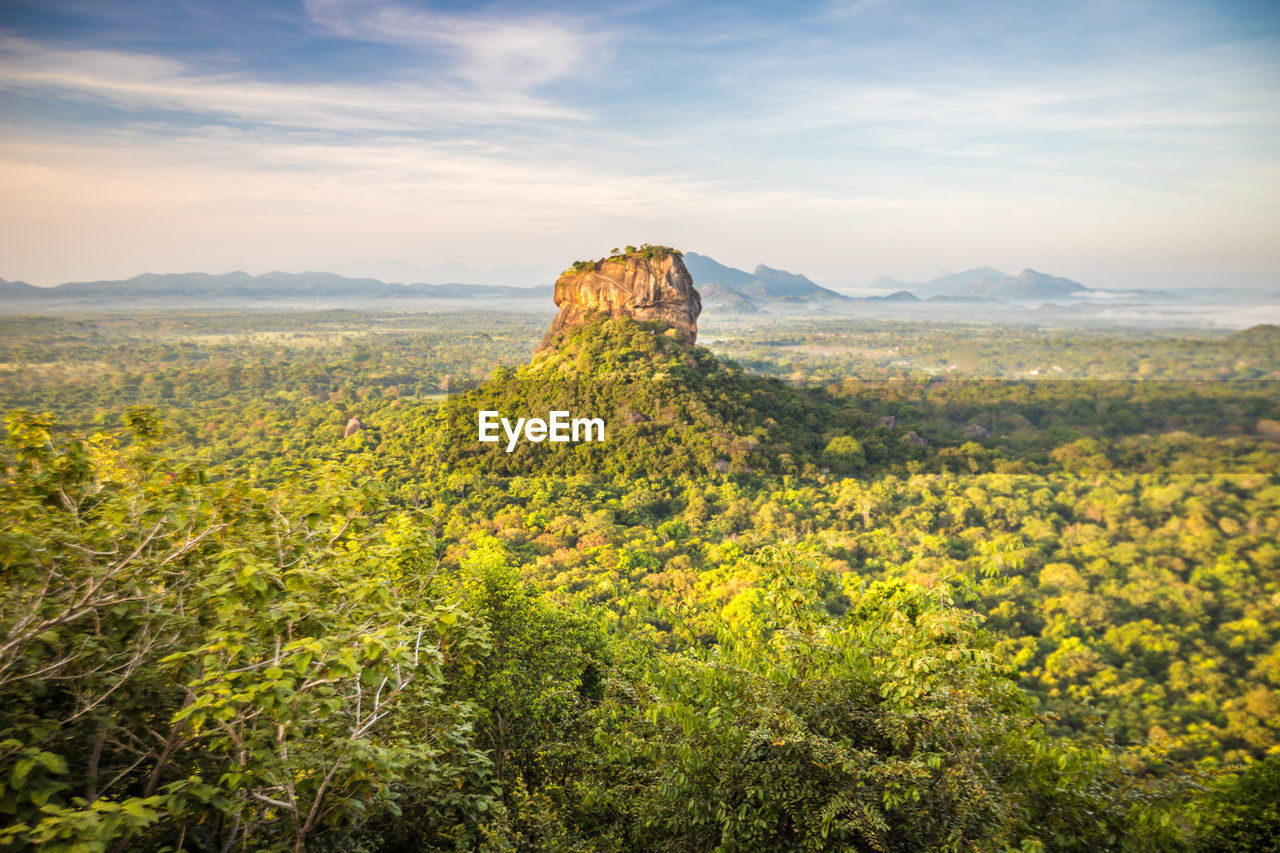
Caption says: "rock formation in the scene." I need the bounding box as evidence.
[537,248,701,352]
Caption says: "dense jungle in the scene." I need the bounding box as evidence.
[2,308,1278,852]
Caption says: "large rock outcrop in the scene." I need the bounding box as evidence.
[537,249,701,352]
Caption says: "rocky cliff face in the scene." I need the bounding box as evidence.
[538,251,701,352]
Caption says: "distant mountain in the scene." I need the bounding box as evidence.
[910,268,1008,299]
[683,253,849,307]
[971,269,1086,300]
[699,281,762,314]
[0,271,554,303]
[49,271,392,299]
[2,263,1108,311]
[0,277,41,296]
[736,264,830,301]
[336,259,557,288]
[886,268,1089,301]
[681,253,760,292]
[405,282,555,299]
[866,290,920,303]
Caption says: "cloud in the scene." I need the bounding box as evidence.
[303,0,597,91]
[676,39,1280,183]
[0,0,1275,287]
[0,118,931,285]
[825,0,893,19]
[0,34,586,131]
[2,116,1276,289]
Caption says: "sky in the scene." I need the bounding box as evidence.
[0,0,1277,289]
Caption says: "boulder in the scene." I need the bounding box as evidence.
[903,430,928,448]
[538,248,701,352]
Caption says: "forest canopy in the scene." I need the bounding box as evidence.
[2,310,1278,851]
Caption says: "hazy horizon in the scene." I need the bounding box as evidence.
[1,0,1278,290]
[6,253,1280,296]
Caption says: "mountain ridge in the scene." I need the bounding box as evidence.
[3,259,1108,309]
[0,270,556,302]
[0,277,42,295]
[885,267,1089,301]
[683,252,850,307]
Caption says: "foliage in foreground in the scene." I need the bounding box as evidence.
[589,548,1161,852]
[0,410,495,851]
[7,411,1261,851]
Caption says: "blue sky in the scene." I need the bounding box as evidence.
[0,0,1277,288]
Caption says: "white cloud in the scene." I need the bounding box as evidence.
[825,0,893,19]
[0,123,924,284]
[0,2,1275,288]
[4,116,1274,290]
[303,0,597,91]
[0,35,585,131]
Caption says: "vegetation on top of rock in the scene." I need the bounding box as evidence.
[563,244,683,275]
[543,247,701,351]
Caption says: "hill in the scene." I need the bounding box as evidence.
[0,271,554,303]
[0,277,41,296]
[1,253,850,309]
[895,267,1089,301]
[433,317,835,479]
[1232,323,1280,342]
[683,252,849,307]
[3,262,1097,309]
[699,281,763,313]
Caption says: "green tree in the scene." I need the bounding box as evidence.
[440,534,609,844]
[592,545,1154,852]
[1194,756,1280,852]
[0,412,493,852]
[821,435,866,475]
